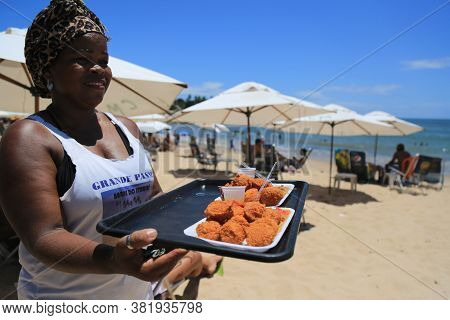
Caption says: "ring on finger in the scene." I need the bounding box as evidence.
[125,234,134,250]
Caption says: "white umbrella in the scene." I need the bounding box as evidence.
[208,123,230,133]
[283,104,392,193]
[0,27,186,115]
[129,114,167,122]
[136,121,171,134]
[365,111,423,163]
[168,82,326,164]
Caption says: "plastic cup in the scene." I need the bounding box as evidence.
[237,167,256,178]
[220,186,246,201]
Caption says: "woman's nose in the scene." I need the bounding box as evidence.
[90,64,105,74]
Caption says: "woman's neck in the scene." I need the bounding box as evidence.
[47,95,103,145]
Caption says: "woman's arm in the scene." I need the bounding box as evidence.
[0,120,184,281]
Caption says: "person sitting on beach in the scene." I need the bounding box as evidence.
[160,131,172,151]
[0,0,220,300]
[386,143,411,172]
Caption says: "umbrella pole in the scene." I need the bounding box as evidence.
[34,96,39,113]
[373,134,378,164]
[246,110,252,166]
[328,123,335,194]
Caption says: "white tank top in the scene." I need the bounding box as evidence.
[18,113,155,300]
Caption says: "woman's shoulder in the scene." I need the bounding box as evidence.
[109,114,140,140]
[0,117,62,159]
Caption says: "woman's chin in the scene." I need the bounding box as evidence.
[81,94,106,109]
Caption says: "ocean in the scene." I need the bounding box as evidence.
[171,118,450,175]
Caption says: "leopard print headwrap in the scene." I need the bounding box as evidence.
[25,0,107,98]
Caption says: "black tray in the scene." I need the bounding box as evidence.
[97,179,308,263]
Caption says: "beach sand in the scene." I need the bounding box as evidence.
[156,147,450,300]
[1,146,448,300]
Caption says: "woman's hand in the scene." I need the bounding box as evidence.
[113,229,187,282]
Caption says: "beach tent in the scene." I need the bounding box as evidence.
[282,104,392,193]
[167,82,326,164]
[365,111,423,163]
[0,27,186,116]
[136,121,171,134]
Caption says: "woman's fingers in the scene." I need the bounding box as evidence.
[139,249,187,280]
[118,229,158,251]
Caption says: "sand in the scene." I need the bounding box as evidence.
[1,145,449,300]
[155,147,450,299]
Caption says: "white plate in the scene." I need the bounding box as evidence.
[183,207,295,253]
[214,183,295,207]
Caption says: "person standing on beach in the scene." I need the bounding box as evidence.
[0,0,219,300]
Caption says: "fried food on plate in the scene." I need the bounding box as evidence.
[252,217,278,233]
[244,188,260,202]
[246,222,277,247]
[251,178,272,190]
[263,207,283,224]
[243,201,266,222]
[230,174,253,190]
[229,215,250,229]
[219,221,246,244]
[231,205,245,217]
[260,186,285,206]
[204,200,233,224]
[196,220,221,240]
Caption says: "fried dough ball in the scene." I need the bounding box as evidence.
[229,215,250,229]
[243,201,266,222]
[260,186,285,206]
[196,220,221,240]
[263,207,283,225]
[252,217,279,233]
[230,174,253,190]
[251,178,272,190]
[246,222,277,247]
[231,205,245,217]
[204,200,233,224]
[244,188,260,202]
[219,221,246,244]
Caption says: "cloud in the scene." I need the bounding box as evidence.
[326,84,400,95]
[183,81,224,97]
[403,57,450,70]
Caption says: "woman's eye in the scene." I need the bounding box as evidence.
[74,57,90,65]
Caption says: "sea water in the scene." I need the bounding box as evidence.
[171,118,450,175]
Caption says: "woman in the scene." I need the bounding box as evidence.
[0,0,219,299]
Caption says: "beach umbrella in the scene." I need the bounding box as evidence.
[0,27,186,116]
[136,121,171,134]
[282,104,392,193]
[129,113,167,122]
[365,111,423,164]
[167,82,326,164]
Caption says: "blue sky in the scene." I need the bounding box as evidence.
[1,0,449,118]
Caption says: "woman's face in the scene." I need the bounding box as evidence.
[49,32,112,109]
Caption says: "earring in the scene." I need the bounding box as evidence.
[47,81,54,92]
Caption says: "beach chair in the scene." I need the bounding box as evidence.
[334,149,357,191]
[335,149,351,173]
[385,156,420,192]
[255,144,280,180]
[412,155,445,190]
[191,143,218,171]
